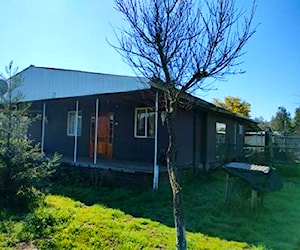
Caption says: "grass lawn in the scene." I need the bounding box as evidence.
[0,163,299,249]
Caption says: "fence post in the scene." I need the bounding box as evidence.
[265,131,271,164]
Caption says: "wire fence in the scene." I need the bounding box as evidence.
[244,132,300,164]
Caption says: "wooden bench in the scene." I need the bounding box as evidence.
[223,162,281,210]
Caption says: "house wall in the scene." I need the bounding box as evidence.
[45,98,91,156]
[174,109,210,167]
[205,112,245,169]
[113,101,156,163]
[28,93,248,169]
[28,92,169,164]
[28,103,43,144]
[174,108,194,166]
[194,111,206,168]
[30,97,103,157]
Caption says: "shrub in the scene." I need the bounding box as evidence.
[0,62,60,209]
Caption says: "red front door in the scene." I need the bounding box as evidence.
[90,114,113,159]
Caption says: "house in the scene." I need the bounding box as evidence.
[14,65,258,187]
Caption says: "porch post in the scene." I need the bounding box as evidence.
[153,92,159,190]
[93,98,99,165]
[73,100,79,163]
[41,102,46,153]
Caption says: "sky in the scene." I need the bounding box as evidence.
[0,0,299,121]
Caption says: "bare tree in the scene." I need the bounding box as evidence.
[112,0,256,249]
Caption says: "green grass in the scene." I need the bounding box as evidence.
[0,163,299,249]
[0,195,257,250]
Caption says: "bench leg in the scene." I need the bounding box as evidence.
[225,173,230,201]
[251,189,258,210]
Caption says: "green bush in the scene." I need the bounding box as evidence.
[0,62,60,209]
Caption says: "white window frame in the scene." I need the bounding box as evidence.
[134,107,155,138]
[67,111,82,136]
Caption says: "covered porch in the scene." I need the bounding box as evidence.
[32,89,165,189]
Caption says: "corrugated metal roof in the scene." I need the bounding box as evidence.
[17,66,149,102]
[12,65,258,129]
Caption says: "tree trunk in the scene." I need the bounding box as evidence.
[165,99,187,250]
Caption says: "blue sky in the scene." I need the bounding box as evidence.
[1,0,299,121]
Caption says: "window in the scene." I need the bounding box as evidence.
[67,111,82,136]
[216,122,227,161]
[216,122,226,143]
[233,124,237,150]
[135,107,155,138]
[238,124,244,135]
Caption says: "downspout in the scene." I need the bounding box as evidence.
[193,110,196,171]
[41,102,46,153]
[153,92,159,190]
[93,98,99,165]
[203,112,208,172]
[73,100,79,163]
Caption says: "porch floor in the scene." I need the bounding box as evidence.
[61,157,169,174]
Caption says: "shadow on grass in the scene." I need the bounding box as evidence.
[50,172,175,227]
[50,168,277,247]
[52,164,300,249]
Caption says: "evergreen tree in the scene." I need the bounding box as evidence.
[293,107,300,134]
[269,106,292,133]
[0,62,60,208]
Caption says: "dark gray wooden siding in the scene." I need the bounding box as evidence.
[28,92,169,164]
[205,112,245,166]
[28,92,248,167]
